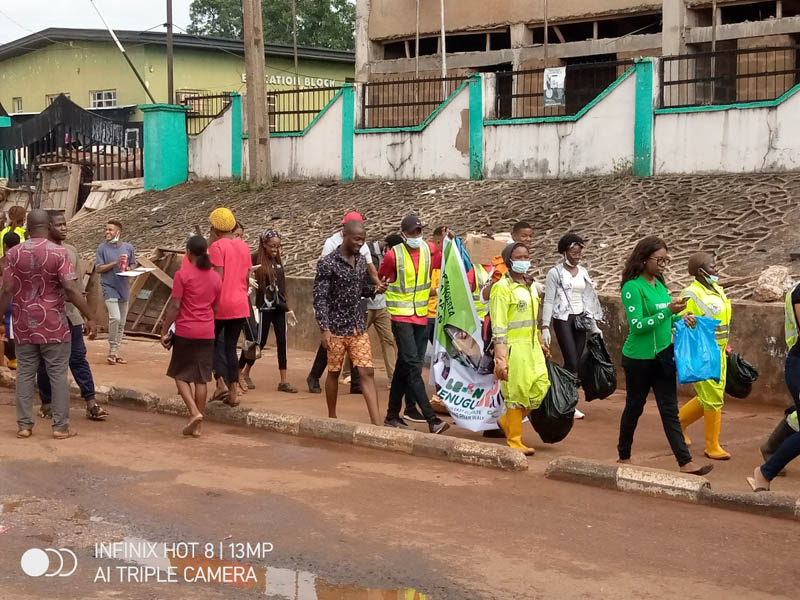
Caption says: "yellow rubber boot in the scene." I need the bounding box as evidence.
[678,397,703,446]
[505,408,535,456]
[704,409,731,460]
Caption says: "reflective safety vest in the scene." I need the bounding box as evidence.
[785,288,798,351]
[681,280,731,345]
[490,275,539,345]
[472,264,489,319]
[385,243,431,317]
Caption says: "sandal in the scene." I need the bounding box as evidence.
[211,388,229,403]
[107,355,117,365]
[115,356,128,365]
[223,397,240,407]
[38,405,53,419]
[86,404,109,421]
[237,378,249,395]
[278,382,298,394]
[746,477,769,492]
[182,414,204,436]
[244,376,255,390]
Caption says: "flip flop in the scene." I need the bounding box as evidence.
[86,404,109,421]
[182,414,204,436]
[746,477,769,492]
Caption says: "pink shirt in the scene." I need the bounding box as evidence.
[3,238,77,344]
[208,237,251,320]
[172,263,222,339]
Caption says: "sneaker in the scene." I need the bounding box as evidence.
[403,407,427,423]
[306,375,321,394]
[574,408,585,420]
[429,418,450,435]
[384,417,410,429]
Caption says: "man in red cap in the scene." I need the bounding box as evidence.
[307,211,381,394]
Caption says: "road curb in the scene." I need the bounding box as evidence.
[0,369,527,472]
[545,456,800,521]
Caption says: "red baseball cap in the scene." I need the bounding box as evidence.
[341,211,364,224]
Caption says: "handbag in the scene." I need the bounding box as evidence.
[558,268,594,331]
[242,317,262,361]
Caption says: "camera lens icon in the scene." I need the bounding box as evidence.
[21,548,77,577]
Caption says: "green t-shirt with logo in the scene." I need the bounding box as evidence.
[621,276,679,359]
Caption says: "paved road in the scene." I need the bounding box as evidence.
[0,394,796,600]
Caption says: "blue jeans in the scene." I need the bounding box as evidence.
[761,354,800,480]
[38,324,95,403]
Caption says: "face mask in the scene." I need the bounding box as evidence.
[701,269,718,284]
[110,235,120,244]
[511,260,531,274]
[405,236,424,249]
[564,254,576,267]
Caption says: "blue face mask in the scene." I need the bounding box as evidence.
[110,235,120,244]
[701,269,719,284]
[405,236,424,249]
[511,260,531,274]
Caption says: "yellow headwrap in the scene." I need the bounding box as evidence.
[209,207,236,232]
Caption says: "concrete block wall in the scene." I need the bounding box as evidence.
[197,58,800,183]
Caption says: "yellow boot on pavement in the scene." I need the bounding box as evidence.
[678,397,703,446]
[704,409,731,460]
[505,408,535,456]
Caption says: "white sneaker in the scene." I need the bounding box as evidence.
[574,408,585,420]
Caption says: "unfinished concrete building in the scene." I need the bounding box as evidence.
[355,1,800,124]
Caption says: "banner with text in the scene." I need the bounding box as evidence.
[431,238,505,432]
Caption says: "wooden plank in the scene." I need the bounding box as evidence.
[136,256,174,289]
[65,163,82,220]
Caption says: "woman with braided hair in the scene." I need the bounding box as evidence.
[239,230,297,393]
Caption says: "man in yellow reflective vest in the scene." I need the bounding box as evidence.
[748,282,800,491]
[677,253,733,460]
[380,215,449,434]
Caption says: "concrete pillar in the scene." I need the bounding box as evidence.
[229,93,243,180]
[0,116,11,180]
[355,0,372,82]
[139,104,189,191]
[510,23,532,49]
[662,0,687,56]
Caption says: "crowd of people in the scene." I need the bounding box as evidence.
[2,205,799,492]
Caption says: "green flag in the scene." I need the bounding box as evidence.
[435,239,478,352]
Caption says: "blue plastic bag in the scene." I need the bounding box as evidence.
[674,316,722,385]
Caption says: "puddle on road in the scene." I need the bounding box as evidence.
[98,536,434,599]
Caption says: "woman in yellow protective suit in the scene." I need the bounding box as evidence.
[490,242,551,456]
[678,252,732,460]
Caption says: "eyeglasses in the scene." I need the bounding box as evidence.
[648,256,671,267]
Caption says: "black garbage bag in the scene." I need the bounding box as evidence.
[578,334,617,401]
[530,361,579,444]
[725,352,759,399]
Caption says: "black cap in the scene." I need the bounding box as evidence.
[400,214,425,233]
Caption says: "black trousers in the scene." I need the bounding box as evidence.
[552,315,586,375]
[239,310,288,370]
[214,318,245,386]
[387,321,435,422]
[617,346,693,467]
[308,344,361,387]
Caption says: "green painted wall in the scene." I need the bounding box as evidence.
[0,40,354,118]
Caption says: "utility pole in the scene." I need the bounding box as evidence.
[166,0,174,104]
[242,0,272,185]
[440,0,447,97]
[543,0,549,61]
